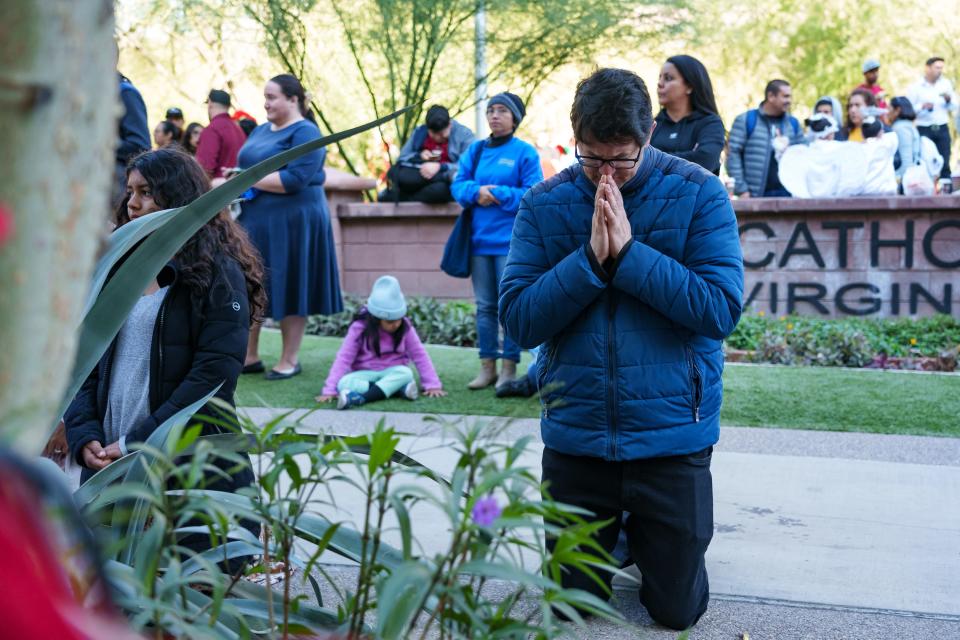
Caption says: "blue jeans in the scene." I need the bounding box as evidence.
[471,254,520,362]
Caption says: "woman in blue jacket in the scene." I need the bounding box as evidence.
[451,92,543,390]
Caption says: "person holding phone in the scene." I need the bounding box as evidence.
[380,105,476,203]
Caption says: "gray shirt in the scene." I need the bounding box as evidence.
[103,287,167,452]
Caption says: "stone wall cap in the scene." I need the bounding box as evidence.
[733,196,960,215]
[338,201,462,219]
[325,167,377,192]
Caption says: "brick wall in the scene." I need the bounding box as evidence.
[332,197,960,318]
[336,202,472,299]
[736,197,960,317]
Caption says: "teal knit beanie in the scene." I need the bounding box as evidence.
[367,275,407,320]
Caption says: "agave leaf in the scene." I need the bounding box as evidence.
[80,207,180,317]
[376,561,433,640]
[180,540,266,577]
[59,106,412,422]
[226,598,341,631]
[73,450,141,507]
[115,386,222,566]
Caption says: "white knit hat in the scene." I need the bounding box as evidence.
[366,275,407,320]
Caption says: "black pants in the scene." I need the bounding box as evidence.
[918,124,952,180]
[542,446,713,630]
[384,164,453,203]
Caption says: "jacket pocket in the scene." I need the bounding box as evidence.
[684,344,703,423]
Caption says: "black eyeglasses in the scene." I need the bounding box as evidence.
[575,148,642,169]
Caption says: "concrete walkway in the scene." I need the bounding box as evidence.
[242,407,960,638]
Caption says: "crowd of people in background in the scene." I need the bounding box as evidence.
[106,52,960,409]
[725,56,956,197]
[384,55,957,207]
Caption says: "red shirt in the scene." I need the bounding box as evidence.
[856,83,887,109]
[422,135,450,163]
[196,113,246,178]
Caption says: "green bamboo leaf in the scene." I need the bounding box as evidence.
[456,559,554,589]
[132,513,165,588]
[376,561,433,640]
[387,493,413,559]
[366,423,400,475]
[59,106,412,422]
[175,424,203,455]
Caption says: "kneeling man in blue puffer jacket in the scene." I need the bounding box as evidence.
[500,68,744,630]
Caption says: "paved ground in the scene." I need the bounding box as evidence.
[243,408,960,638]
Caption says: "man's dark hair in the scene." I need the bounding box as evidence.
[571,68,653,145]
[764,79,791,99]
[425,105,451,132]
[926,56,945,66]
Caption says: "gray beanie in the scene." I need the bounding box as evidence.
[487,92,526,129]
[366,275,407,320]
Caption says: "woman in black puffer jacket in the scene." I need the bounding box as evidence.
[650,54,726,174]
[65,148,266,493]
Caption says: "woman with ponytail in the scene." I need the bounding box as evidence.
[236,74,343,380]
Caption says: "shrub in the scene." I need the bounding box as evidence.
[78,408,625,638]
[727,313,960,363]
[308,296,477,347]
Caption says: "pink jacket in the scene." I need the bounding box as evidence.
[321,319,443,395]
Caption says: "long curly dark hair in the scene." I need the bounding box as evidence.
[115,148,267,323]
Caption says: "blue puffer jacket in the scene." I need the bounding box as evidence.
[499,148,743,461]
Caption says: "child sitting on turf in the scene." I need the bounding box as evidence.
[316,276,447,409]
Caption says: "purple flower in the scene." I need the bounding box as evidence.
[471,495,501,527]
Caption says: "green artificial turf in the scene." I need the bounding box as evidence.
[237,331,960,438]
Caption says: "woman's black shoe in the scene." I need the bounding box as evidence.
[265,363,301,380]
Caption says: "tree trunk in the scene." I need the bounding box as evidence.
[0,1,117,453]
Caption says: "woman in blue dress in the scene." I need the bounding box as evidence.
[237,74,343,379]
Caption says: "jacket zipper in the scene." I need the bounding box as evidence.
[606,292,620,459]
[685,344,703,423]
[539,341,555,419]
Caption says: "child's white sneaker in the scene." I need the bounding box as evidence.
[403,381,419,400]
